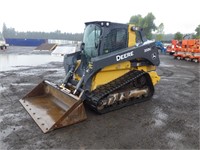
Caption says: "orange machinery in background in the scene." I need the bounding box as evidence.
[172,39,200,63]
[190,39,200,62]
[183,39,195,61]
[166,40,180,55]
[176,39,194,60]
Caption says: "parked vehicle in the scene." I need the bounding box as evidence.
[0,33,9,50]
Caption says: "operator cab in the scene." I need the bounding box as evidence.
[81,21,148,61]
[81,21,128,60]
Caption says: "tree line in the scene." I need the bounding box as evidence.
[2,23,83,41]
[173,25,200,40]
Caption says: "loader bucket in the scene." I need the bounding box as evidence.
[19,80,87,133]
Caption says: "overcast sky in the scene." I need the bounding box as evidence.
[0,0,199,34]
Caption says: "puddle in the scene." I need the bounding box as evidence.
[0,109,3,123]
[152,107,168,127]
[0,113,3,123]
[166,132,184,148]
[11,83,36,86]
[0,113,22,123]
[167,132,183,140]
[0,86,7,92]
[154,119,164,126]
[0,54,62,71]
[155,108,168,120]
[160,62,174,67]
[153,94,159,99]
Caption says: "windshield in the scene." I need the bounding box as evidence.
[83,24,101,59]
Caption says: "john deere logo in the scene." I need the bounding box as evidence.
[144,48,151,52]
[116,51,134,61]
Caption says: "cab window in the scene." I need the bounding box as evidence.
[103,28,127,54]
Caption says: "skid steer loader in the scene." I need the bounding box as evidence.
[19,21,160,133]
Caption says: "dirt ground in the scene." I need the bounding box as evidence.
[0,47,199,149]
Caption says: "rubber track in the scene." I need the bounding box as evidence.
[85,70,154,114]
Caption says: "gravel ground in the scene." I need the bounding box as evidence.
[0,47,199,149]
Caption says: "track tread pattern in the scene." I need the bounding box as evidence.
[85,70,154,114]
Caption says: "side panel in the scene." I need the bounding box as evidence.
[91,61,131,90]
[90,62,160,91]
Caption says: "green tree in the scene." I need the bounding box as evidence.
[1,23,83,40]
[194,25,200,39]
[129,13,157,39]
[155,23,164,41]
[174,32,183,40]
[2,23,7,37]
[129,14,143,26]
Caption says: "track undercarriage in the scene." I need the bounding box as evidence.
[85,70,154,114]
